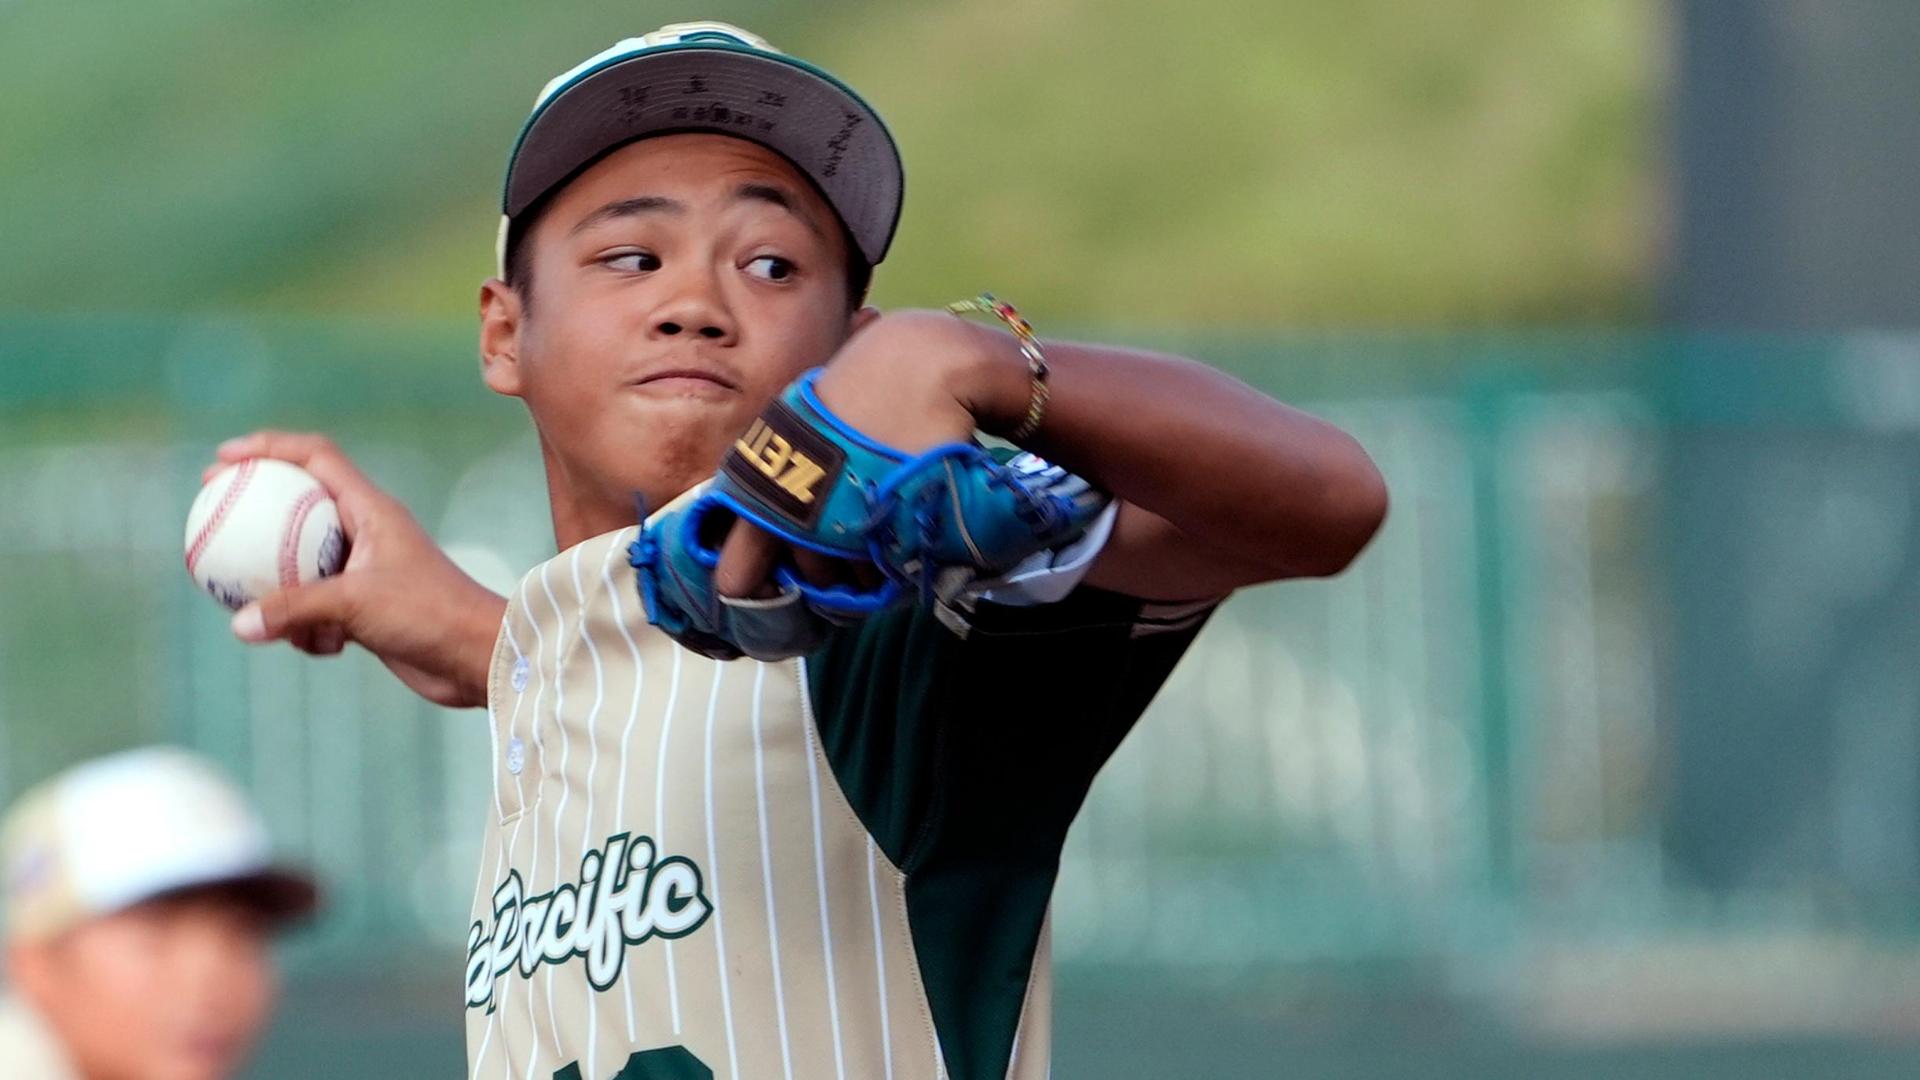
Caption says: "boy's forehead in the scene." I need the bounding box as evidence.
[552,133,833,223]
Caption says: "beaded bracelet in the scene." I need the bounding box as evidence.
[945,292,1050,443]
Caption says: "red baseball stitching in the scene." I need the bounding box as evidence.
[185,459,256,577]
[279,486,324,589]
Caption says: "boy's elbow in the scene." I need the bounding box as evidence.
[1280,445,1389,580]
[1327,462,1389,573]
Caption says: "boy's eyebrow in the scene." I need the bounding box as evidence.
[568,195,684,235]
[733,183,825,239]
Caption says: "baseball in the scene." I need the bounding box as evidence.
[184,459,347,611]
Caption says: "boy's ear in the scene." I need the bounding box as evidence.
[849,305,883,336]
[479,278,526,398]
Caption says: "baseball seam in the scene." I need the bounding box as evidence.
[185,459,257,577]
[279,486,325,589]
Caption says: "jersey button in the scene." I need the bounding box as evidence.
[510,657,529,693]
[506,737,526,775]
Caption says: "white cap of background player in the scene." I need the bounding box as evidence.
[0,747,317,941]
[496,20,904,277]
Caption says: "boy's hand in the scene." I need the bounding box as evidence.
[208,432,506,709]
[712,311,1021,599]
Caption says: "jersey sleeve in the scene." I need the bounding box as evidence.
[802,585,1215,1079]
[804,585,1213,861]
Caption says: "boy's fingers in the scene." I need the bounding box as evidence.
[233,577,355,644]
[714,523,782,599]
[212,431,388,528]
[309,625,349,656]
[231,604,268,643]
[284,623,347,656]
[792,549,848,588]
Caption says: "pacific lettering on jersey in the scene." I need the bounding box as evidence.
[465,832,713,1012]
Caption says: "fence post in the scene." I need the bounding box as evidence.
[1466,374,1519,902]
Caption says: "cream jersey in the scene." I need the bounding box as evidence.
[464,519,1211,1080]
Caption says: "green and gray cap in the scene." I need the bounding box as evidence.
[498,21,904,276]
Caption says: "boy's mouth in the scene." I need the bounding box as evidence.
[630,367,740,393]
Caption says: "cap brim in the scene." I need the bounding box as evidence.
[504,43,903,266]
[150,867,320,928]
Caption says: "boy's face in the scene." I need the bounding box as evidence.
[483,133,868,525]
[9,890,278,1080]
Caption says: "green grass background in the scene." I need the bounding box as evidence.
[0,0,1658,327]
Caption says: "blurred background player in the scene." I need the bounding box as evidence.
[0,747,318,1080]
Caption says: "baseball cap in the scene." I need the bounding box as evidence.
[498,21,905,277]
[1,747,317,941]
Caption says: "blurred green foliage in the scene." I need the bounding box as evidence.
[0,0,1656,326]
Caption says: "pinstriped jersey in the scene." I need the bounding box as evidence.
[465,516,1211,1080]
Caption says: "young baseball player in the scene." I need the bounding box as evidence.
[0,747,317,1080]
[214,22,1386,1080]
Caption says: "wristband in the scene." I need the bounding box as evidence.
[945,292,1050,443]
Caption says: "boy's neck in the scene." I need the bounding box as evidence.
[541,449,636,553]
[539,449,697,553]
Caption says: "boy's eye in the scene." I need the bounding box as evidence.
[745,255,795,282]
[603,252,661,273]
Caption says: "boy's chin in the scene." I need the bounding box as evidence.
[590,430,731,508]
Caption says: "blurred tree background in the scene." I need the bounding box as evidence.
[0,0,1657,325]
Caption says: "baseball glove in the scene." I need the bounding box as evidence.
[630,367,1111,660]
